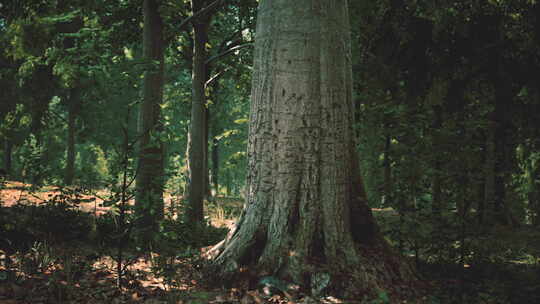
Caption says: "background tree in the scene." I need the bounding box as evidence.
[184,0,256,223]
[184,0,213,223]
[135,0,166,236]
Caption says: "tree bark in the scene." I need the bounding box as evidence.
[185,0,211,223]
[483,113,497,222]
[135,0,165,234]
[204,105,212,199]
[483,86,517,226]
[3,138,12,176]
[382,127,392,207]
[493,88,507,224]
[208,77,222,197]
[531,172,540,226]
[207,0,415,298]
[211,137,220,195]
[431,105,443,216]
[64,89,79,186]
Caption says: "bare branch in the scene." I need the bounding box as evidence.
[205,42,253,65]
[205,67,231,88]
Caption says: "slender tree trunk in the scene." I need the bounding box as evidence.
[531,185,540,226]
[136,0,165,234]
[484,86,516,226]
[65,106,76,185]
[382,136,391,203]
[64,90,79,186]
[382,89,397,208]
[530,140,540,225]
[185,0,211,223]
[491,83,518,226]
[209,79,222,197]
[477,136,486,223]
[211,137,220,195]
[204,105,212,199]
[207,0,415,298]
[431,105,443,216]
[493,91,508,224]
[483,110,497,223]
[3,138,12,176]
[225,170,231,196]
[528,159,540,225]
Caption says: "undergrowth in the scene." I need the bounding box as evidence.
[1,186,540,303]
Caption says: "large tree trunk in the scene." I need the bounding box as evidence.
[185,0,211,223]
[207,0,415,298]
[135,0,165,234]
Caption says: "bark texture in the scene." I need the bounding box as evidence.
[185,0,211,223]
[135,0,165,233]
[208,0,415,298]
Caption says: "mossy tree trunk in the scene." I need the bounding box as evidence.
[208,0,415,298]
[135,0,165,234]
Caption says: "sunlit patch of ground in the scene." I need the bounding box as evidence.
[0,248,225,303]
[0,180,262,303]
[0,180,244,224]
[0,180,108,214]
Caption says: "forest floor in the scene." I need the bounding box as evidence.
[1,180,540,303]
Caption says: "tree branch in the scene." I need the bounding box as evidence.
[217,29,244,53]
[205,67,231,88]
[177,0,226,32]
[205,42,253,65]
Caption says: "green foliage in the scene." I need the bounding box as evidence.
[156,219,228,253]
[77,143,110,188]
[365,290,390,304]
[7,18,53,58]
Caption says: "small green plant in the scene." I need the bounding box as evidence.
[18,241,54,274]
[368,290,390,304]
